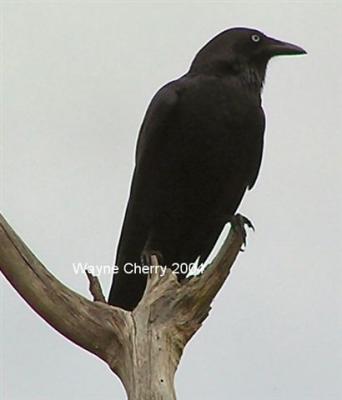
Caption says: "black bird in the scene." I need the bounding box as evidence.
[108,27,305,310]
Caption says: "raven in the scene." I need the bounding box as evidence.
[108,27,305,310]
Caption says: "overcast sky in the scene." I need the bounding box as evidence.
[1,1,341,399]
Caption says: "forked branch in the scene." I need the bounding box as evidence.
[0,213,246,399]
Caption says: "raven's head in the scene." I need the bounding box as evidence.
[190,27,306,89]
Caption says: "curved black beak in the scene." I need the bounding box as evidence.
[266,36,307,57]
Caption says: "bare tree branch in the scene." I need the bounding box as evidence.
[85,270,106,303]
[0,214,127,364]
[0,213,245,399]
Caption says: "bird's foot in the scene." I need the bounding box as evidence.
[229,213,255,250]
[141,249,164,266]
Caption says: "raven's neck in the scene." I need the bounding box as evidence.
[189,58,266,93]
[238,64,265,92]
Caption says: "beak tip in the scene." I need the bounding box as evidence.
[267,37,307,57]
[296,46,307,55]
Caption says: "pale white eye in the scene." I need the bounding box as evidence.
[251,34,261,43]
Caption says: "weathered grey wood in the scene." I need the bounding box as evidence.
[0,213,245,399]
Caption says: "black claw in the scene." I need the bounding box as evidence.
[241,215,255,231]
[229,213,255,249]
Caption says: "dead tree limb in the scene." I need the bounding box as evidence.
[85,269,106,302]
[0,213,245,399]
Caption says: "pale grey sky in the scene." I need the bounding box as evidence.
[1,1,341,399]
